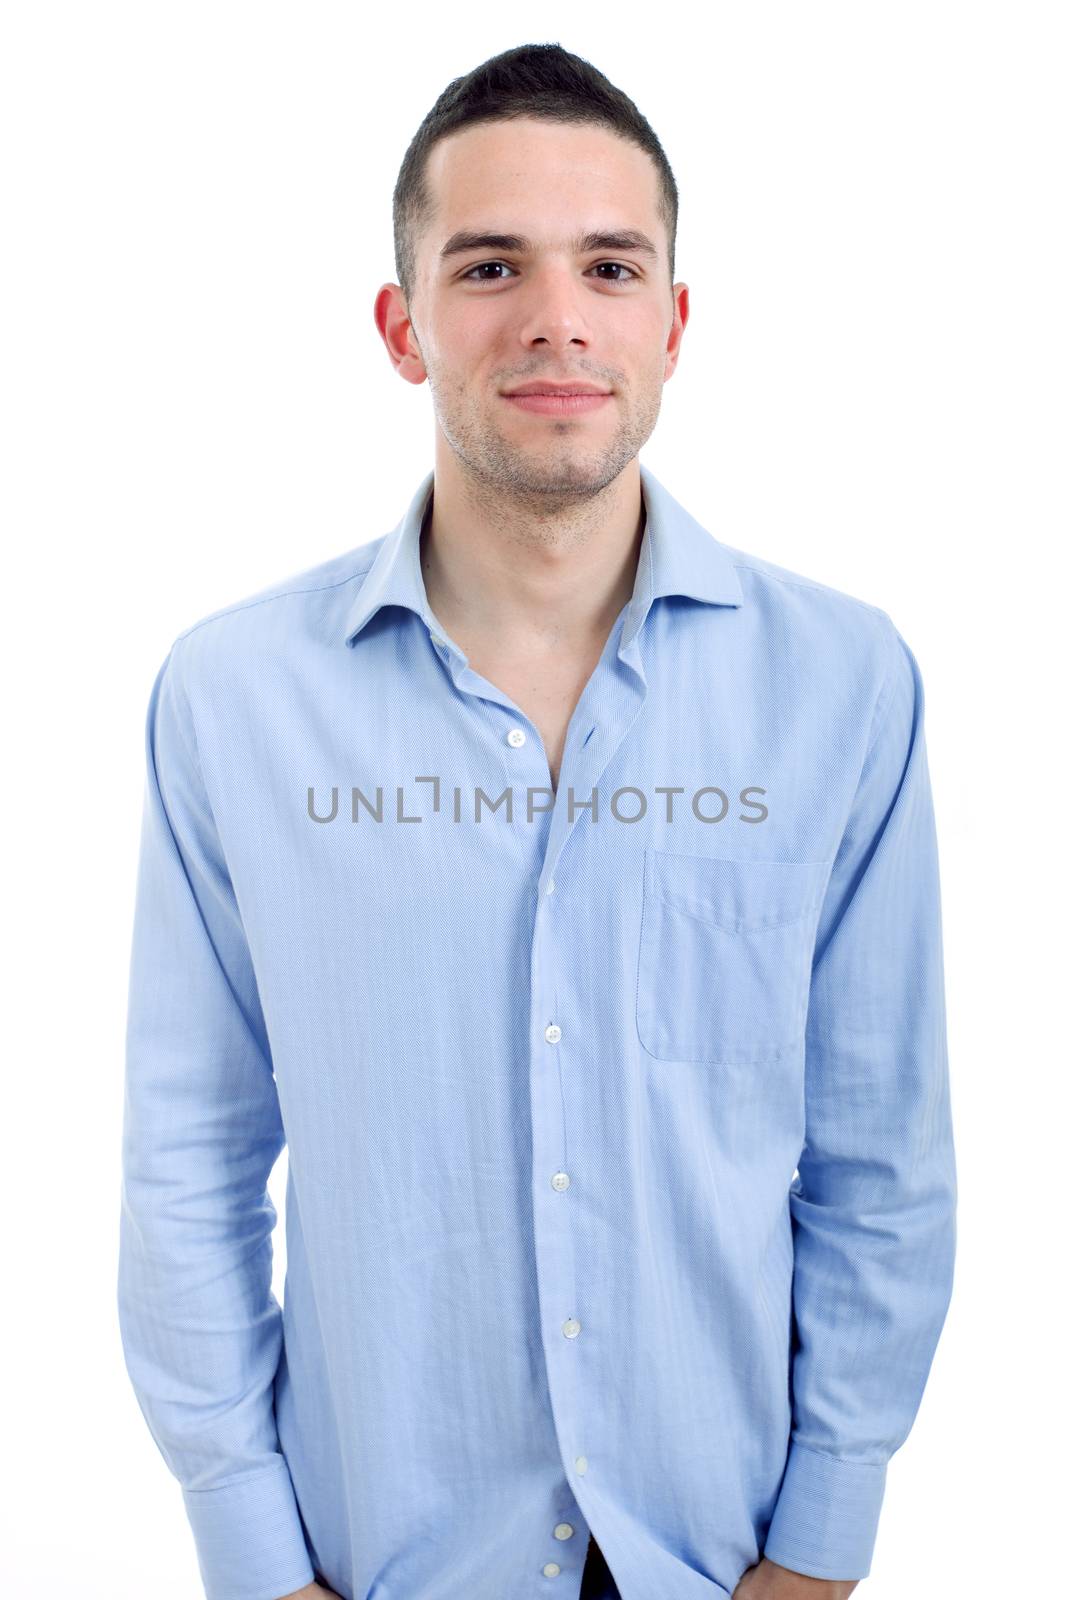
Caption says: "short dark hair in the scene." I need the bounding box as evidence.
[392,42,679,310]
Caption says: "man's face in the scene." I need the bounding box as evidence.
[404,117,687,500]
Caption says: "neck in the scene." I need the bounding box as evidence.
[420,449,645,654]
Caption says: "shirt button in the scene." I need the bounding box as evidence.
[551,1171,570,1191]
[430,633,445,647]
[544,1023,562,1044]
[546,877,555,894]
[554,1523,574,1540]
[542,1563,561,1578]
[562,1317,581,1339]
[575,1455,588,1475]
[506,727,526,747]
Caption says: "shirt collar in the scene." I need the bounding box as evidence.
[342,462,743,650]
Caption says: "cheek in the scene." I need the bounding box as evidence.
[432,328,509,394]
[436,299,508,350]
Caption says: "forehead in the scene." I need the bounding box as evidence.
[423,117,662,236]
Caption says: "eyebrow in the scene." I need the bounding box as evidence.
[438,228,660,265]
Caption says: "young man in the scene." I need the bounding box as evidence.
[118,42,956,1600]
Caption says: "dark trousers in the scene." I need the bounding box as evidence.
[579,1534,622,1600]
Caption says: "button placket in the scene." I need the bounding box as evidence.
[524,621,647,1593]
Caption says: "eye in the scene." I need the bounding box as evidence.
[592,262,638,283]
[460,260,639,284]
[461,261,517,282]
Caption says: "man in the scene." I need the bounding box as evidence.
[118,41,957,1600]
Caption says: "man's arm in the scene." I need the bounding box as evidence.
[761,619,958,1582]
[117,641,316,1600]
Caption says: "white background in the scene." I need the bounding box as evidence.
[2,4,1064,1596]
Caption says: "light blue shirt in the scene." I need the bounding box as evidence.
[118,464,957,1600]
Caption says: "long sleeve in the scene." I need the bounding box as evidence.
[762,620,958,1581]
[117,642,315,1600]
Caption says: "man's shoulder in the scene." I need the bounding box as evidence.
[173,537,386,649]
[718,537,886,619]
[152,537,390,726]
[717,536,898,665]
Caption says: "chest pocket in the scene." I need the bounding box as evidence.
[636,849,830,1065]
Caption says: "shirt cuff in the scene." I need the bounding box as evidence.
[762,1439,887,1581]
[181,1457,316,1600]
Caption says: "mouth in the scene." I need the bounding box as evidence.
[501,391,614,417]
